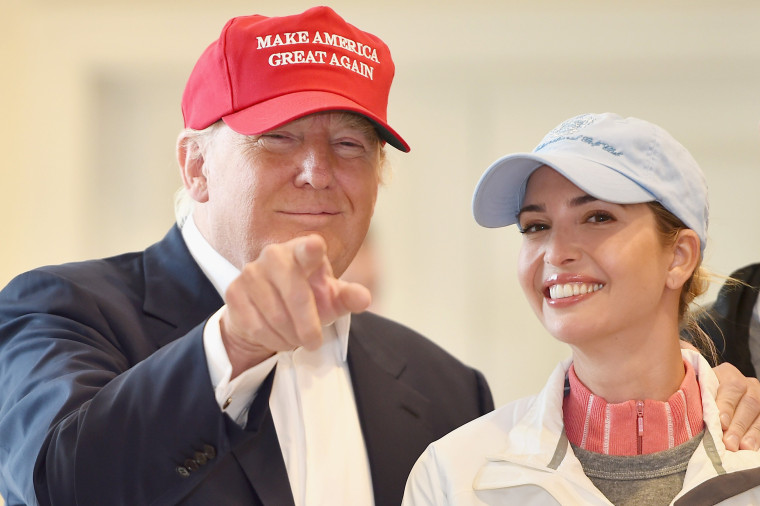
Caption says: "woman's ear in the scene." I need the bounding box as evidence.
[177,133,209,203]
[666,229,701,290]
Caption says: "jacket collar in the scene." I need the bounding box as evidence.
[563,360,704,455]
[487,357,571,466]
[347,313,435,506]
[142,225,224,347]
[473,351,729,496]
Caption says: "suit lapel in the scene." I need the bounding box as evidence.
[141,228,293,504]
[141,226,224,347]
[347,314,435,506]
[230,316,434,506]
[226,368,296,506]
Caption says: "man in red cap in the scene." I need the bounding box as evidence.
[0,7,492,506]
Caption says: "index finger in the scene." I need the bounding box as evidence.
[293,234,331,278]
[281,234,333,348]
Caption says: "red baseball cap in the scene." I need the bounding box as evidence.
[182,6,409,152]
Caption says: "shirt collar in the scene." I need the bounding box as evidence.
[180,215,351,362]
[180,214,240,298]
[333,312,351,362]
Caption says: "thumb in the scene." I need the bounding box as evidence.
[335,280,372,314]
[313,278,371,328]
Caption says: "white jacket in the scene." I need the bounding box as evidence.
[403,350,760,505]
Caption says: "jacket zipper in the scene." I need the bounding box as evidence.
[636,400,644,455]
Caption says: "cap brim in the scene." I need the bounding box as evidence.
[222,90,410,152]
[472,153,656,228]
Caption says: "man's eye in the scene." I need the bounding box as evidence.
[256,133,297,152]
[260,133,291,141]
[333,140,367,158]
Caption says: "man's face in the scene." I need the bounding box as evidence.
[191,112,382,276]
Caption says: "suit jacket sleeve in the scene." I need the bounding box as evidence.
[0,232,239,505]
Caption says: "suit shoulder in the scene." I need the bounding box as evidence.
[350,311,471,369]
[350,311,495,422]
[2,251,146,300]
[1,225,184,300]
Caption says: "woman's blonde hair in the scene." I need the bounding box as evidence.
[647,201,719,365]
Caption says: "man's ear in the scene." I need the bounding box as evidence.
[666,229,701,290]
[177,133,209,203]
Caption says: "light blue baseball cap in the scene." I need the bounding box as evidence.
[472,112,709,252]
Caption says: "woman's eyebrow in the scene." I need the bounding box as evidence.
[517,203,544,221]
[569,195,599,207]
[518,194,599,218]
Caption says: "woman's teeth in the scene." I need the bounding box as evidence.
[549,283,604,300]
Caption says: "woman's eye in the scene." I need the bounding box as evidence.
[519,222,549,234]
[586,211,615,223]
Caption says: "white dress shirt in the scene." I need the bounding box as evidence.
[181,215,374,506]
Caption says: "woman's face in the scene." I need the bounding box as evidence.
[516,166,675,349]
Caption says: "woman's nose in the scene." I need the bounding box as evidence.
[543,227,581,266]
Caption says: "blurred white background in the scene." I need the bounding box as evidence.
[1,4,760,499]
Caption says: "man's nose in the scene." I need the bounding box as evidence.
[295,142,335,189]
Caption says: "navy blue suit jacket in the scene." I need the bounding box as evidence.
[0,226,493,506]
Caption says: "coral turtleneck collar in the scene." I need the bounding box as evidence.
[563,360,704,455]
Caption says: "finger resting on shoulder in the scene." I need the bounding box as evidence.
[739,422,760,451]
[714,363,749,422]
[717,373,760,451]
[730,379,760,451]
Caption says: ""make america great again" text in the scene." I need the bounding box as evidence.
[256,31,379,80]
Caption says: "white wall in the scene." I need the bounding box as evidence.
[2,1,760,455]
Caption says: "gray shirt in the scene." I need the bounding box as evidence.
[572,430,705,505]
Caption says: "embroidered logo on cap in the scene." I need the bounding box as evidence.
[535,114,624,156]
[181,6,410,152]
[256,29,380,80]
